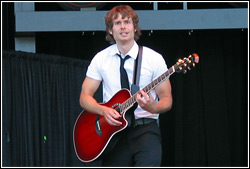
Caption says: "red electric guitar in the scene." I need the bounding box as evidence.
[73,53,199,162]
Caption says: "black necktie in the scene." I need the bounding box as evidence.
[118,54,136,127]
[118,54,130,89]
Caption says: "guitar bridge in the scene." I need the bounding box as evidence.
[95,115,102,137]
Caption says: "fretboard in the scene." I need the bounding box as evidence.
[119,65,176,114]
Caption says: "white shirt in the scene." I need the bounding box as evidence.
[86,42,168,119]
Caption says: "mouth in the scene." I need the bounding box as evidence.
[120,32,128,36]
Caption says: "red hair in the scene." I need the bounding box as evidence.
[105,5,142,44]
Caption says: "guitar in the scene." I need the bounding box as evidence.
[73,53,199,162]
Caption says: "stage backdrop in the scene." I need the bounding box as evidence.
[2,29,248,167]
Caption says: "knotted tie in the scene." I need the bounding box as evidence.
[118,54,136,127]
[118,54,130,89]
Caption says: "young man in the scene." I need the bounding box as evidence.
[79,5,172,166]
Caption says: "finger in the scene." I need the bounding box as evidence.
[111,118,122,126]
[136,92,145,104]
[106,114,122,126]
[148,92,154,99]
[140,89,150,101]
[108,117,122,126]
[111,110,121,119]
[136,92,141,101]
[136,90,142,98]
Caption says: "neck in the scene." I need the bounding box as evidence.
[117,41,134,55]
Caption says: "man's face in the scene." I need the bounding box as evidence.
[109,14,135,44]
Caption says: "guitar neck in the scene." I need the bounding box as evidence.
[119,66,176,114]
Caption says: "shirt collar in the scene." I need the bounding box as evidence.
[126,42,139,60]
[110,41,139,60]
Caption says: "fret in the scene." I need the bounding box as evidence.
[154,79,158,86]
[161,74,165,81]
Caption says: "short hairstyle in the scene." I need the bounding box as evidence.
[105,5,142,44]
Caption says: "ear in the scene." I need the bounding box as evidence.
[109,29,113,35]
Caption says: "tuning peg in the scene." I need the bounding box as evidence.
[188,66,191,70]
[178,59,184,63]
[183,69,187,74]
[192,63,196,67]
[192,53,199,63]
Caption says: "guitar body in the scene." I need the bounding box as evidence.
[73,89,132,162]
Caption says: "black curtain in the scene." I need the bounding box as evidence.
[2,51,101,166]
[155,29,248,167]
[2,29,248,167]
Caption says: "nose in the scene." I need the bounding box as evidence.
[120,22,126,29]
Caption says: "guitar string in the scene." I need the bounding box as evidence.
[119,65,175,114]
[119,55,195,114]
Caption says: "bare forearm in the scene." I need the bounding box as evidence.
[136,90,172,114]
[80,94,122,126]
[154,96,172,114]
[79,94,104,116]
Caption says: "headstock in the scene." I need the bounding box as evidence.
[175,53,199,73]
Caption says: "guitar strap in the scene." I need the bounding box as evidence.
[131,45,143,95]
[125,45,143,127]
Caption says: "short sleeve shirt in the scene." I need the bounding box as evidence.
[86,42,168,119]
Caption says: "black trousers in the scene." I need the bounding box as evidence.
[102,120,162,167]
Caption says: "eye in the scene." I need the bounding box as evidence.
[114,21,121,26]
[125,20,131,24]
